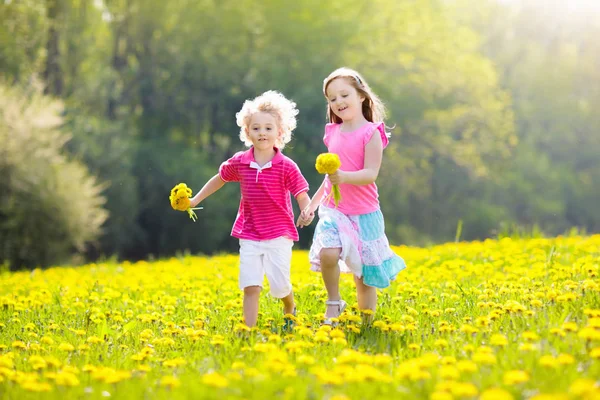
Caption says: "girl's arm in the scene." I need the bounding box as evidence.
[307,177,327,214]
[330,130,383,186]
[190,174,226,208]
[297,178,326,226]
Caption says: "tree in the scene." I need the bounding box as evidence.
[0,83,107,269]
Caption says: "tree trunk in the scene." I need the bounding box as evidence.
[44,0,63,96]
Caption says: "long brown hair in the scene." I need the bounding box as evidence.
[323,67,387,124]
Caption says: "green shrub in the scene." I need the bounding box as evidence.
[0,83,107,269]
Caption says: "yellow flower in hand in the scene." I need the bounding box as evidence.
[169,183,202,221]
[315,153,342,207]
[315,153,341,175]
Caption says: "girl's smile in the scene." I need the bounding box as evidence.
[326,78,365,124]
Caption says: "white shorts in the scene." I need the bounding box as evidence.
[239,237,294,298]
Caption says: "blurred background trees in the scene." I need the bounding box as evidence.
[1,0,599,268]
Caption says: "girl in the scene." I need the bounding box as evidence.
[300,67,406,325]
[190,90,312,327]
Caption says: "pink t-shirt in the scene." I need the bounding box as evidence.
[322,122,389,215]
[219,147,309,241]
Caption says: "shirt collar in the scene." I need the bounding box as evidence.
[239,147,284,166]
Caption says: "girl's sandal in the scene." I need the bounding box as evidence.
[323,300,347,327]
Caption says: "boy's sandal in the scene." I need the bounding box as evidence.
[323,300,347,327]
[283,307,297,331]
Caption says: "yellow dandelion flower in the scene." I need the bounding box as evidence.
[456,360,478,373]
[40,336,54,345]
[160,375,180,389]
[57,343,75,352]
[578,327,600,341]
[490,334,508,347]
[202,372,229,388]
[20,381,52,392]
[562,322,578,332]
[463,344,475,353]
[450,382,478,397]
[297,355,316,365]
[556,353,575,365]
[473,352,497,365]
[86,336,103,344]
[589,318,600,328]
[315,153,342,206]
[28,355,47,370]
[503,370,529,385]
[55,371,80,387]
[162,358,187,368]
[439,365,460,380]
[12,341,27,350]
[430,391,453,400]
[28,343,41,351]
[569,378,598,397]
[584,309,600,318]
[480,388,514,400]
[529,394,570,400]
[518,342,537,352]
[169,182,202,221]
[330,330,345,339]
[550,328,566,337]
[522,331,539,341]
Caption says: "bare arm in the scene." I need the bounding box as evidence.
[296,178,326,227]
[296,191,311,212]
[190,174,226,208]
[307,178,327,214]
[330,130,384,186]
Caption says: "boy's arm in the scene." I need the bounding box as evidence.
[296,191,311,211]
[295,191,313,228]
[190,174,226,208]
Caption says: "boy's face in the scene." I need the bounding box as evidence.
[326,77,365,122]
[246,112,281,151]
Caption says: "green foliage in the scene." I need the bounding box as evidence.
[0,83,107,269]
[0,0,48,82]
[1,0,600,265]
[63,112,140,257]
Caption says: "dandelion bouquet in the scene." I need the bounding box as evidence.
[169,183,202,222]
[315,153,342,207]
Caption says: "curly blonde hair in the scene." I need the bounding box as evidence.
[236,90,299,150]
[323,67,387,124]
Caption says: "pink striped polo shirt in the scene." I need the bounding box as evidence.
[219,147,309,241]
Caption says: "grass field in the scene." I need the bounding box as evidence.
[1,235,599,399]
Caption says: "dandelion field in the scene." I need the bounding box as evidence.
[1,236,599,400]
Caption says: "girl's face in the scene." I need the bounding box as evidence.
[326,77,365,122]
[246,112,281,151]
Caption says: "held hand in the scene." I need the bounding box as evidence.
[189,196,200,209]
[296,207,315,228]
[328,170,347,186]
